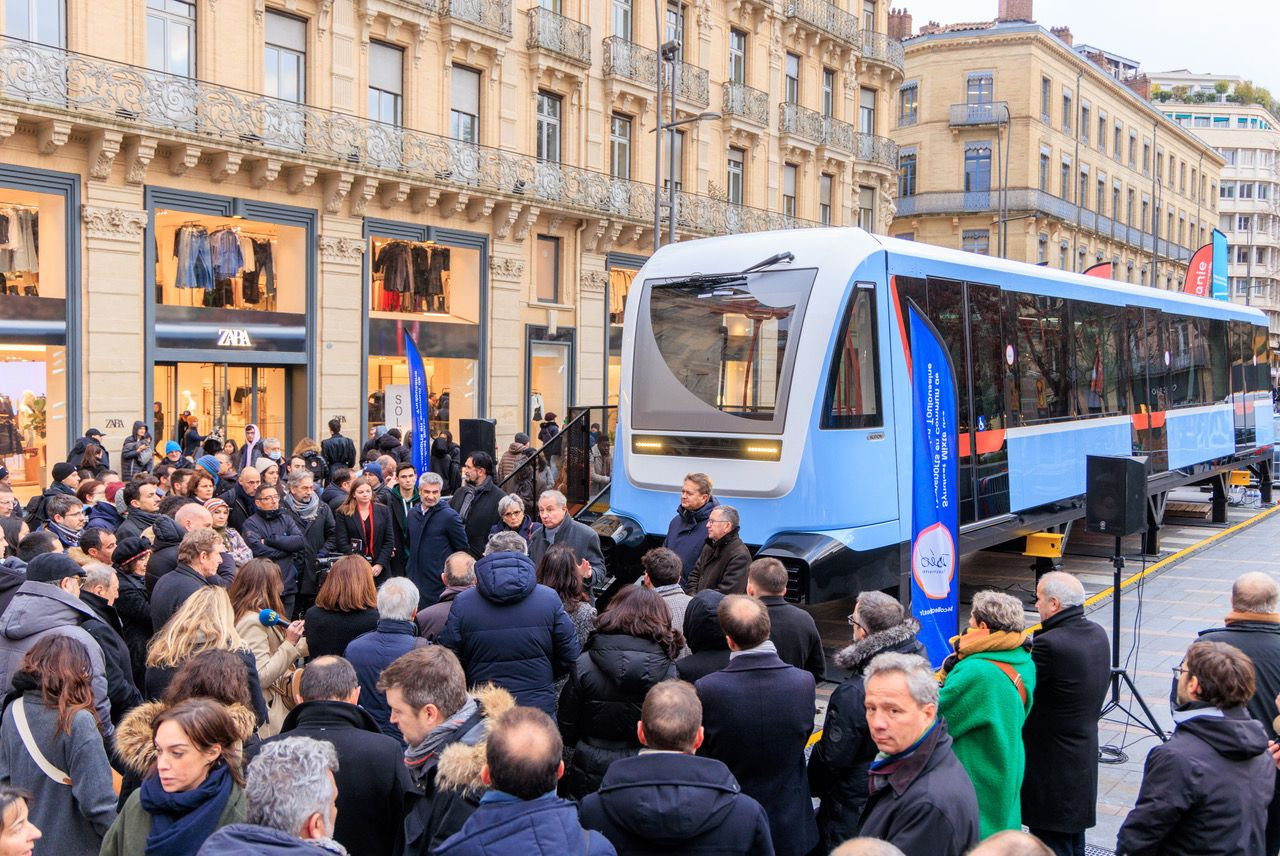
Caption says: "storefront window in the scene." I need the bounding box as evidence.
[367,233,483,440]
[530,340,570,434]
[153,209,304,313]
[153,363,288,448]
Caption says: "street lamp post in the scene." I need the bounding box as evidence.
[652,38,719,251]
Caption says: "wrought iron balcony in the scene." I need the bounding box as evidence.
[440,0,512,38]
[0,36,816,237]
[784,0,859,47]
[949,101,1010,127]
[664,58,710,108]
[855,132,898,170]
[722,82,768,126]
[602,37,708,107]
[861,31,905,74]
[779,102,854,153]
[526,6,590,67]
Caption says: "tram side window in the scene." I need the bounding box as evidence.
[1011,293,1070,422]
[1166,315,1216,406]
[1207,319,1231,403]
[1250,324,1270,394]
[1070,301,1124,416]
[823,286,881,428]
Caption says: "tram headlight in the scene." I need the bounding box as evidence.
[632,436,666,454]
[742,442,782,461]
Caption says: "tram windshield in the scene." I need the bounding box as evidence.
[632,267,816,434]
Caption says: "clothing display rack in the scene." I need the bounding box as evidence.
[0,201,40,296]
[371,238,451,314]
[164,219,280,311]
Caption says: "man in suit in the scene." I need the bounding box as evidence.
[695,595,817,856]
[745,557,824,682]
[1020,572,1111,856]
[528,489,605,591]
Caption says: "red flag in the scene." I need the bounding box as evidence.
[1184,242,1213,297]
[1083,261,1113,279]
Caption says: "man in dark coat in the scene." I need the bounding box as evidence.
[580,679,774,854]
[686,506,751,595]
[321,417,357,472]
[746,557,825,682]
[695,595,817,856]
[405,473,468,608]
[662,473,717,586]
[250,656,412,856]
[345,577,424,745]
[416,553,474,643]
[1020,572,1111,856]
[1117,640,1274,856]
[112,537,153,691]
[221,467,262,534]
[242,483,307,616]
[439,531,580,716]
[858,652,980,856]
[322,467,353,512]
[527,489,606,590]
[378,461,419,579]
[113,477,162,542]
[810,592,926,852]
[23,462,78,528]
[675,590,730,682]
[1190,571,1280,855]
[67,427,110,470]
[449,452,504,559]
[150,528,224,629]
[78,562,144,724]
[144,503,231,593]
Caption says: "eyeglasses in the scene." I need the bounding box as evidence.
[847,615,865,633]
[501,510,523,518]
[1171,665,1188,677]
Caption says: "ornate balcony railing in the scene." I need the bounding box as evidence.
[722,81,768,126]
[663,58,710,108]
[440,0,512,38]
[778,102,855,153]
[856,132,898,169]
[949,101,1010,127]
[602,37,708,107]
[860,30,905,73]
[0,36,817,237]
[526,6,591,67]
[784,0,859,47]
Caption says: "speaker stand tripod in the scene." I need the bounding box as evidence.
[1099,535,1167,764]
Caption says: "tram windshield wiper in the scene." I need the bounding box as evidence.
[653,251,794,292]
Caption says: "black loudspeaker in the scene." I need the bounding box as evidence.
[1086,455,1148,536]
[458,418,497,464]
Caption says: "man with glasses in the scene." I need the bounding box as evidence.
[41,493,85,549]
[809,591,927,852]
[243,483,307,617]
[406,472,468,609]
[685,506,750,595]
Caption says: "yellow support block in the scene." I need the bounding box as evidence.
[1023,532,1065,559]
[1229,470,1252,487]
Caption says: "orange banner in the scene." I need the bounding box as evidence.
[1184,242,1213,297]
[1083,261,1113,279]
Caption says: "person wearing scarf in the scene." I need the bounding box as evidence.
[41,496,85,549]
[100,698,246,856]
[937,590,1036,839]
[205,497,252,569]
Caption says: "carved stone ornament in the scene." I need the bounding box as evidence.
[579,271,608,293]
[489,256,526,282]
[318,235,366,264]
[81,205,147,241]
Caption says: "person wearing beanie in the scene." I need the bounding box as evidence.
[206,497,252,569]
[26,461,79,530]
[111,536,153,689]
[195,455,222,485]
[255,457,281,488]
[162,441,191,469]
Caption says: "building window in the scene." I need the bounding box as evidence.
[535,235,559,303]
[1097,177,1105,214]
[1142,140,1150,174]
[823,68,836,117]
[1061,89,1072,133]
[1037,233,1048,264]
[899,82,918,126]
[1039,148,1050,192]
[367,41,403,125]
[967,73,993,105]
[1128,131,1137,167]
[1079,169,1089,209]
[727,147,744,205]
[1080,103,1090,144]
[962,229,990,255]
[609,113,631,179]
[1098,111,1107,154]
[782,163,797,218]
[1239,181,1254,200]
[147,0,195,76]
[1238,215,1252,232]
[820,173,833,225]
[451,65,481,143]
[1220,181,1235,199]
[611,0,631,39]
[535,91,561,163]
[665,1,684,57]
[1114,122,1122,161]
[785,53,800,104]
[964,143,992,193]
[858,186,875,230]
[859,87,877,134]
[1141,199,1149,232]
[1040,76,1051,121]
[1060,158,1071,200]
[899,150,917,198]
[1127,188,1135,225]
[1112,183,1121,219]
[728,28,746,84]
[863,0,876,32]
[1156,151,1163,183]
[264,11,305,103]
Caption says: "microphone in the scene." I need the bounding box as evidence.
[258,608,289,628]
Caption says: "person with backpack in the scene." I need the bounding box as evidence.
[24,463,79,528]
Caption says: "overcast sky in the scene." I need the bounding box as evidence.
[897,0,1280,94]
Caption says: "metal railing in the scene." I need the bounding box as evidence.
[526,6,591,67]
[440,0,512,37]
[0,36,816,238]
[861,30,905,72]
[779,102,852,152]
[722,81,769,126]
[784,0,859,46]
[601,38,709,107]
[497,405,617,521]
[856,132,899,170]
[663,57,710,108]
[949,101,1010,127]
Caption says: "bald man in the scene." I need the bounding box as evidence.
[145,502,233,591]
[1021,572,1111,856]
[1195,570,1280,854]
[968,831,1053,856]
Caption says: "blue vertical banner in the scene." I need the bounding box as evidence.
[1211,228,1229,301]
[907,302,960,667]
[402,329,432,475]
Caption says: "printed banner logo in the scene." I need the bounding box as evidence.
[216,328,253,348]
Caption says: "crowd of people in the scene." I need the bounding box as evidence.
[0,425,1273,855]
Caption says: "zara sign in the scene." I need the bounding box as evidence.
[216,328,254,348]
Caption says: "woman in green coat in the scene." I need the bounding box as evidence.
[938,589,1036,839]
[100,698,246,856]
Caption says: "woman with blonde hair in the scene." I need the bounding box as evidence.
[302,554,379,660]
[227,558,307,736]
[144,586,268,726]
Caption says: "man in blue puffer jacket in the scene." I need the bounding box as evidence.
[440,531,580,716]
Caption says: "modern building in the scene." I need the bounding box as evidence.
[886,0,1223,290]
[0,0,903,494]
[1147,70,1243,100]
[1160,99,1280,361]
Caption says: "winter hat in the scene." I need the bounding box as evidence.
[362,463,383,479]
[514,432,530,445]
[26,552,87,583]
[255,457,278,475]
[164,441,181,456]
[111,536,152,567]
[51,462,77,483]
[104,482,126,503]
[195,455,220,479]
[204,497,228,512]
